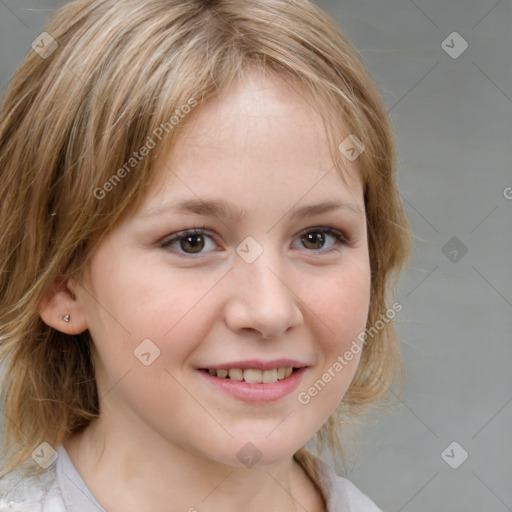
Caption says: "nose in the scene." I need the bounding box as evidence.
[224,250,304,339]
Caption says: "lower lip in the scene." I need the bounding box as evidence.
[198,368,307,403]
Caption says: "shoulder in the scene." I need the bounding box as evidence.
[330,475,383,512]
[0,463,67,512]
[295,449,383,512]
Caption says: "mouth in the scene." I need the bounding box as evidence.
[197,360,309,402]
[199,366,299,384]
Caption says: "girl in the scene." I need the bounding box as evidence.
[0,0,410,510]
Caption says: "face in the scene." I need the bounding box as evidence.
[69,72,371,467]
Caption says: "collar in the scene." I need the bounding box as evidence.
[294,448,382,512]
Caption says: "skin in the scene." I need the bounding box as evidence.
[40,71,371,512]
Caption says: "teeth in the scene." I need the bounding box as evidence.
[228,369,243,381]
[207,367,295,383]
[244,369,263,383]
[262,369,278,383]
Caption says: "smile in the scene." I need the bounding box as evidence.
[202,367,295,383]
[199,366,308,403]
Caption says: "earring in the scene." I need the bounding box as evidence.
[60,314,70,323]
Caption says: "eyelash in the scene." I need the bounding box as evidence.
[159,226,350,257]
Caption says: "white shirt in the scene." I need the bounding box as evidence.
[0,445,382,511]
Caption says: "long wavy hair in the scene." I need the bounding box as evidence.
[0,0,411,476]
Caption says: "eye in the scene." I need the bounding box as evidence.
[159,228,217,255]
[159,226,350,257]
[293,227,349,254]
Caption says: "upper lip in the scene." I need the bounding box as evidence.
[198,359,309,370]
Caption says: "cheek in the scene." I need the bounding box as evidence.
[84,257,223,373]
[305,258,371,353]
[294,263,370,410]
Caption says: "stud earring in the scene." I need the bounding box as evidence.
[60,314,70,323]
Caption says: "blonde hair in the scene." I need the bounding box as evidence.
[0,0,411,475]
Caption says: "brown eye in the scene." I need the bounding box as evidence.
[160,229,217,255]
[293,227,348,254]
[180,234,205,253]
[301,232,325,250]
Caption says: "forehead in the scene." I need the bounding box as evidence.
[172,72,330,161]
[136,71,364,218]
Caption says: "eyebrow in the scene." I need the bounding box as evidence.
[140,198,364,221]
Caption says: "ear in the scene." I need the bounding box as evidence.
[39,278,89,335]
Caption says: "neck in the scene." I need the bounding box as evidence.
[64,415,324,512]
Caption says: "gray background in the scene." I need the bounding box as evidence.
[1,1,511,511]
